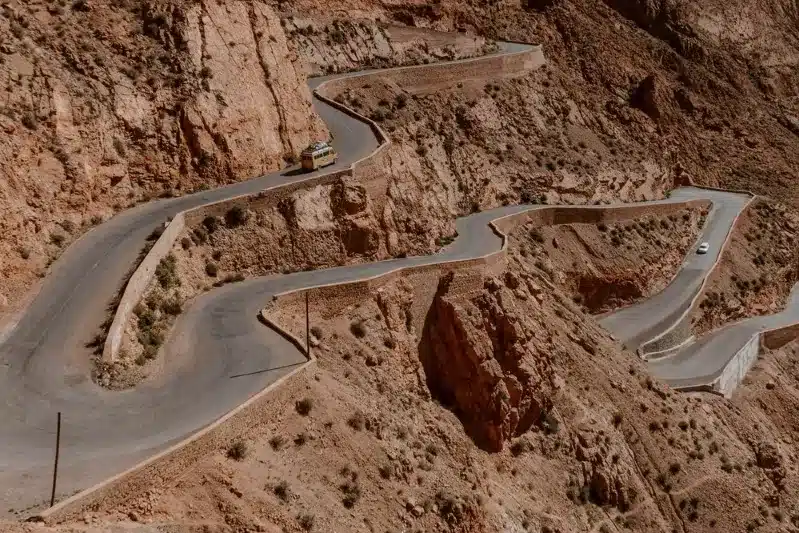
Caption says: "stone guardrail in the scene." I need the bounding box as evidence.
[100,44,542,363]
[639,189,756,357]
[45,183,710,523]
[712,333,760,397]
[41,43,544,521]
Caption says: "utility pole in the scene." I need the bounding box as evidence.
[50,412,61,508]
[305,292,310,357]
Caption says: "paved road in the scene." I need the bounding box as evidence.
[598,189,750,348]
[0,38,770,518]
[0,41,535,516]
[649,284,799,388]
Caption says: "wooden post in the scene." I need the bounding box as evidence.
[305,292,310,357]
[50,412,61,508]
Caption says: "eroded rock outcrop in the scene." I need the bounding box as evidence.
[420,272,555,451]
[178,1,326,180]
[571,424,639,510]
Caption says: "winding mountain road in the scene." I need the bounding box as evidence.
[0,40,778,518]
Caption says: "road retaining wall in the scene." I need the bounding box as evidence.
[670,322,799,397]
[103,213,186,361]
[491,199,711,240]
[761,323,799,350]
[269,253,506,337]
[713,333,760,397]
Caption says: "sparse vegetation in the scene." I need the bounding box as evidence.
[296,397,314,416]
[273,480,291,502]
[297,513,315,531]
[202,216,219,233]
[21,111,38,130]
[160,296,182,316]
[339,480,361,508]
[50,233,66,246]
[269,434,286,451]
[347,410,366,431]
[205,262,218,277]
[226,440,248,461]
[225,206,247,227]
[156,253,180,289]
[350,319,366,338]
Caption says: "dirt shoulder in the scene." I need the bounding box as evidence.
[691,198,799,336]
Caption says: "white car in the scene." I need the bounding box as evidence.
[697,242,710,254]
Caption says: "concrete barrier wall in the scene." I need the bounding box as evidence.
[672,322,799,398]
[714,333,759,397]
[270,252,505,329]
[103,213,186,361]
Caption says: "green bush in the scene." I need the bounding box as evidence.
[339,480,361,508]
[296,397,314,416]
[156,253,180,289]
[205,262,218,277]
[273,480,291,501]
[161,297,182,316]
[297,513,315,531]
[202,216,219,233]
[350,319,366,338]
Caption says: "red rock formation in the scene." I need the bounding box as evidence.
[420,272,555,451]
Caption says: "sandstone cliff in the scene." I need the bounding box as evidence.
[0,0,326,322]
[285,19,494,76]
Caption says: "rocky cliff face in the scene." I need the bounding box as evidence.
[177,1,327,180]
[421,272,556,452]
[0,0,325,321]
[286,19,494,76]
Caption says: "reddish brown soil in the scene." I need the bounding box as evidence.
[64,254,799,533]
[510,207,706,313]
[692,198,799,335]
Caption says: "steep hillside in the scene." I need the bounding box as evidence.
[72,253,799,533]
[0,0,326,324]
[510,206,707,313]
[692,198,799,336]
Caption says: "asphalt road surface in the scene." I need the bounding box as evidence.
[0,40,534,516]
[0,39,770,517]
[598,189,751,348]
[649,284,799,388]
